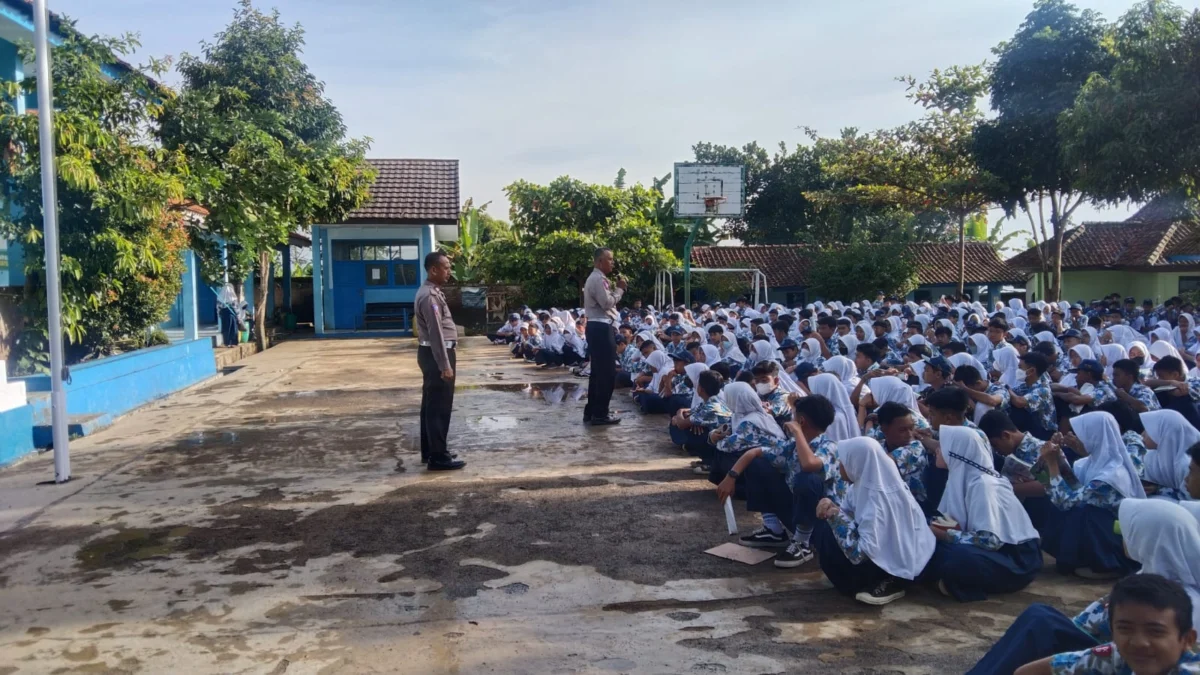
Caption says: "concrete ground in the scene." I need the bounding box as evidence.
[0,337,1110,674]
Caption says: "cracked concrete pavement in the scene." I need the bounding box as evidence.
[0,337,1112,674]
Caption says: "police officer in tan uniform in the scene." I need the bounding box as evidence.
[414,251,465,470]
[583,247,626,425]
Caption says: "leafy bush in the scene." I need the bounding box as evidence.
[807,243,919,301]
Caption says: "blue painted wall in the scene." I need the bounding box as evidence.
[15,339,217,445]
[0,403,34,465]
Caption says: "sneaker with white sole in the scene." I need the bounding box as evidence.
[855,577,906,606]
[692,464,711,475]
[739,526,788,549]
[774,541,814,568]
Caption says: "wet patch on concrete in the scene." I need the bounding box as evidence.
[77,527,193,570]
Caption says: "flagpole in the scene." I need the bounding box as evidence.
[33,0,70,483]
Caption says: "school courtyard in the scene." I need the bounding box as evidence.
[0,338,1107,674]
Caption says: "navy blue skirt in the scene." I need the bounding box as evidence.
[635,392,690,415]
[966,603,1098,675]
[930,538,1042,602]
[811,520,892,596]
[668,424,716,462]
[1040,504,1140,576]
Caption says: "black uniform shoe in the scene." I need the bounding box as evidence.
[774,541,814,568]
[426,458,466,471]
[589,415,621,426]
[855,577,906,606]
[740,526,788,549]
[421,453,459,464]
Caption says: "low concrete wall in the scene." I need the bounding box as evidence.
[11,339,218,452]
[0,403,34,465]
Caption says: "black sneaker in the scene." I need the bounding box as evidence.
[739,526,788,549]
[855,577,906,606]
[774,541,814,568]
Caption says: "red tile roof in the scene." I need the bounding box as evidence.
[691,242,1026,288]
[1007,220,1200,270]
[342,159,460,224]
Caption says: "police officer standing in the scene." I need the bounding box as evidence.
[583,247,626,426]
[415,251,466,471]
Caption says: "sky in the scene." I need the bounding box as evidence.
[49,0,1200,242]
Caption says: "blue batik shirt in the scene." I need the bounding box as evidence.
[717,420,784,455]
[1010,432,1044,465]
[1049,477,1123,515]
[618,347,640,373]
[761,387,792,422]
[690,396,732,431]
[1122,430,1148,479]
[1090,381,1119,407]
[1015,374,1058,432]
[1129,383,1161,411]
[671,372,693,396]
[868,427,928,503]
[1049,643,1200,674]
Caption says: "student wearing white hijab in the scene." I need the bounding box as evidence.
[1039,411,1145,578]
[821,355,861,396]
[807,373,860,442]
[670,366,731,474]
[1175,313,1200,354]
[948,352,988,381]
[991,346,1021,389]
[709,382,786,478]
[632,350,674,413]
[700,344,721,367]
[811,437,937,606]
[927,427,1042,602]
[1097,343,1128,379]
[1141,409,1200,501]
[967,498,1200,675]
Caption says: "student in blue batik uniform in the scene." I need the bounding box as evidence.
[1038,411,1145,578]
[1111,358,1162,413]
[719,394,840,567]
[707,381,787,492]
[751,360,793,425]
[664,326,686,357]
[971,497,1200,675]
[1053,359,1118,411]
[632,350,675,413]
[869,402,928,507]
[1009,352,1059,440]
[926,426,1042,602]
[614,335,639,388]
[1096,400,1151,480]
[1140,409,1200,502]
[811,437,937,606]
[671,367,731,473]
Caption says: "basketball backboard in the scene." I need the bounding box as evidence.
[673,163,745,218]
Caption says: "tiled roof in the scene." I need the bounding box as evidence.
[691,242,1027,288]
[342,159,460,223]
[1128,194,1197,224]
[1007,220,1200,270]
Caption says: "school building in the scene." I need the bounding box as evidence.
[1008,196,1200,304]
[690,241,1028,306]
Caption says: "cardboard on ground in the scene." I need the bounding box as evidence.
[704,543,776,565]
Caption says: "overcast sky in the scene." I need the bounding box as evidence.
[50,0,1200,240]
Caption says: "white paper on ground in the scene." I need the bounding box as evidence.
[703,543,776,565]
[724,496,738,535]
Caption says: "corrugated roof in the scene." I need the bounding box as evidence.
[342,159,460,224]
[691,242,1026,288]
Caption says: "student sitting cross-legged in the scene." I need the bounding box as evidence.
[969,498,1200,675]
[811,437,937,606]
[1014,573,1200,675]
[926,426,1043,602]
[633,351,692,414]
[715,394,841,568]
[1039,411,1145,579]
[707,382,787,494]
[670,368,731,475]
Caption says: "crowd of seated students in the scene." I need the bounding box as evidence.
[493,293,1200,669]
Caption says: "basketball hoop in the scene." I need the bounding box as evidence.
[703,196,727,215]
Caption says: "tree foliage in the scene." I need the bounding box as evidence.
[481,176,677,307]
[1060,0,1200,202]
[158,0,374,348]
[0,26,189,370]
[807,244,920,301]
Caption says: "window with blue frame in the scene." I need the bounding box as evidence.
[333,240,420,287]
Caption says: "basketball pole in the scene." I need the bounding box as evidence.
[682,218,701,309]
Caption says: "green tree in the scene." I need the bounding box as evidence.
[975,0,1109,301]
[158,0,375,349]
[807,243,920,301]
[810,66,1000,297]
[646,172,719,258]
[1061,1,1200,201]
[0,26,190,369]
[965,216,1023,256]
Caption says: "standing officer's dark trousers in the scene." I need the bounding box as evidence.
[418,346,456,462]
[585,321,616,420]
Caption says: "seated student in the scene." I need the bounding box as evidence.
[632,351,676,413]
[1052,358,1117,412]
[779,338,800,372]
[489,313,522,344]
[916,355,953,409]
[807,373,860,442]
[672,368,731,474]
[1008,352,1059,440]
[876,337,905,368]
[928,426,1042,602]
[752,360,793,424]
[1112,358,1162,413]
[563,319,589,368]
[1014,574,1200,675]
[854,342,883,377]
[1141,409,1200,501]
[708,381,787,491]
[1146,356,1200,430]
[970,501,1200,674]
[957,364,1010,424]
[799,337,825,370]
[717,394,839,566]
[685,341,704,365]
[614,335,638,388]
[511,322,529,358]
[811,437,937,606]
[664,326,686,356]
[1040,411,1146,578]
[822,355,861,397]
[1097,400,1150,480]
[870,401,929,507]
[535,320,565,367]
[631,338,661,389]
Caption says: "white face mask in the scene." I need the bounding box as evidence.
[755,382,776,397]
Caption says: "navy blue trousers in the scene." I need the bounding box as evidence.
[811,520,892,596]
[636,392,691,415]
[929,538,1042,602]
[1040,504,1140,576]
[668,424,717,463]
[966,603,1098,675]
[742,457,806,533]
[1008,406,1055,441]
[922,464,949,518]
